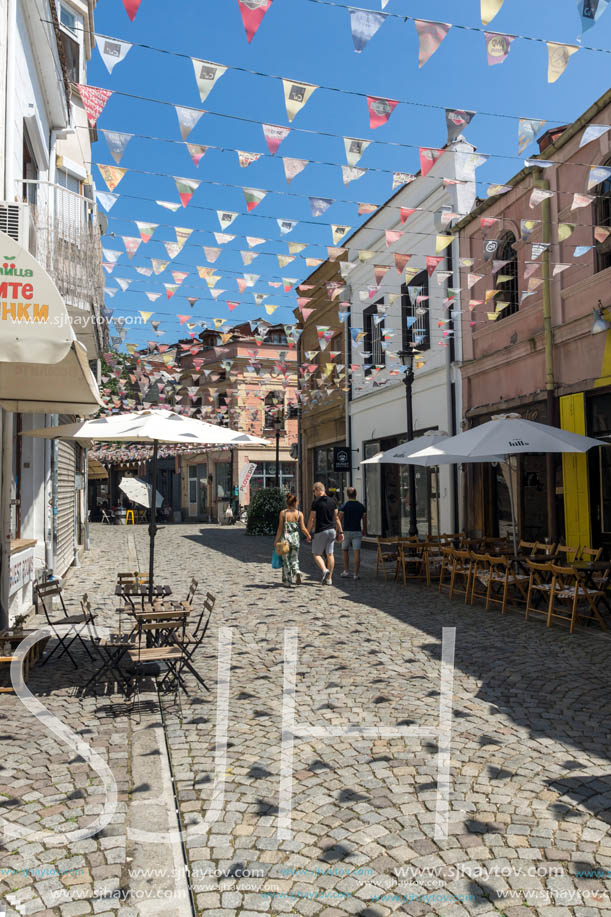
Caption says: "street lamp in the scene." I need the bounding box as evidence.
[273,410,283,488]
[398,348,418,537]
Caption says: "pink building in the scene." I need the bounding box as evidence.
[456,89,611,552]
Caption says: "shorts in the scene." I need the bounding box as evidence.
[312,528,336,557]
[342,531,362,551]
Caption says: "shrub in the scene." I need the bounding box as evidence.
[246,487,286,536]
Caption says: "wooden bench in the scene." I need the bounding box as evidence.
[0,630,48,693]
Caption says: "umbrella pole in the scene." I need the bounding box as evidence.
[148,439,158,602]
[506,454,518,557]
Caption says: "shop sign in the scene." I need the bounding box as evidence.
[239,462,257,491]
[333,446,350,472]
[9,548,34,596]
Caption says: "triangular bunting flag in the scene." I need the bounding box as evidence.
[204,247,221,263]
[243,187,267,211]
[277,219,298,234]
[419,147,444,177]
[414,20,451,67]
[135,221,157,243]
[95,191,118,211]
[547,42,579,83]
[175,106,204,141]
[237,150,262,168]
[236,0,272,42]
[101,129,132,164]
[344,137,370,166]
[282,79,318,121]
[426,255,444,276]
[310,197,333,217]
[151,259,169,274]
[262,123,290,155]
[484,31,515,65]
[122,0,142,20]
[445,109,475,142]
[77,85,112,126]
[481,0,504,25]
[217,211,238,230]
[138,311,153,323]
[98,164,126,191]
[518,119,546,154]
[367,96,398,129]
[247,236,266,247]
[95,35,132,74]
[191,59,227,103]
[157,200,181,211]
[579,124,611,148]
[588,166,611,190]
[174,176,200,207]
[342,166,366,185]
[121,236,141,258]
[283,157,308,183]
[349,9,387,52]
[186,143,208,167]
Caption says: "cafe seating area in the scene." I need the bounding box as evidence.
[376,534,610,635]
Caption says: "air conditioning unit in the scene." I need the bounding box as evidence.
[0,201,30,249]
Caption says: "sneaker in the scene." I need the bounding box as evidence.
[321,569,330,585]
[353,574,359,581]
[340,571,350,578]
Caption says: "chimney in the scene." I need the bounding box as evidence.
[537,126,568,153]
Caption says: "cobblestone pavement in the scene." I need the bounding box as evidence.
[2,523,611,917]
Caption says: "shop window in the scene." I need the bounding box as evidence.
[313,445,346,505]
[401,270,430,352]
[595,158,611,272]
[188,465,197,504]
[250,461,296,493]
[363,300,385,374]
[493,232,519,320]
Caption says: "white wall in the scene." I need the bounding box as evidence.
[346,139,477,534]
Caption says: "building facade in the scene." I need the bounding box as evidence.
[456,89,611,551]
[177,321,299,522]
[0,0,105,625]
[296,259,348,509]
[342,138,478,537]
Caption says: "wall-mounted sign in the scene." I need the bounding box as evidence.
[239,462,257,492]
[333,446,350,472]
[9,547,34,596]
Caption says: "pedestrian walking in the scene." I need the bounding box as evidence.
[339,487,367,580]
[308,482,344,586]
[274,493,311,587]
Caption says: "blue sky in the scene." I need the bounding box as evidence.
[89,0,611,350]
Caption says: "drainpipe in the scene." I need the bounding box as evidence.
[0,410,12,627]
[537,174,557,542]
[344,284,353,487]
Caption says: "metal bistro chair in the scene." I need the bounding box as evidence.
[159,592,216,694]
[34,582,96,668]
[164,577,199,613]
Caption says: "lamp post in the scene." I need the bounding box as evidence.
[273,410,283,488]
[398,348,418,537]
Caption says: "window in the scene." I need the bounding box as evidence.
[56,167,86,243]
[595,158,611,273]
[266,330,287,344]
[363,300,385,375]
[401,270,430,352]
[188,465,197,504]
[22,128,38,204]
[493,232,519,320]
[250,461,296,493]
[215,462,232,499]
[60,3,77,31]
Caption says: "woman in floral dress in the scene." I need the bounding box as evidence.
[274,493,311,587]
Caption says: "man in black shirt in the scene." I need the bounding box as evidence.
[307,482,344,585]
[339,487,367,580]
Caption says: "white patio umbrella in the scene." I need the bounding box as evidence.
[408,416,607,555]
[24,409,269,597]
[119,477,163,510]
[361,433,502,466]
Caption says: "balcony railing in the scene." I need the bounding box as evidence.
[19,179,105,312]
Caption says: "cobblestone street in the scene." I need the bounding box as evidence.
[2,522,611,916]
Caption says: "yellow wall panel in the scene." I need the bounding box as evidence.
[560,393,591,550]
